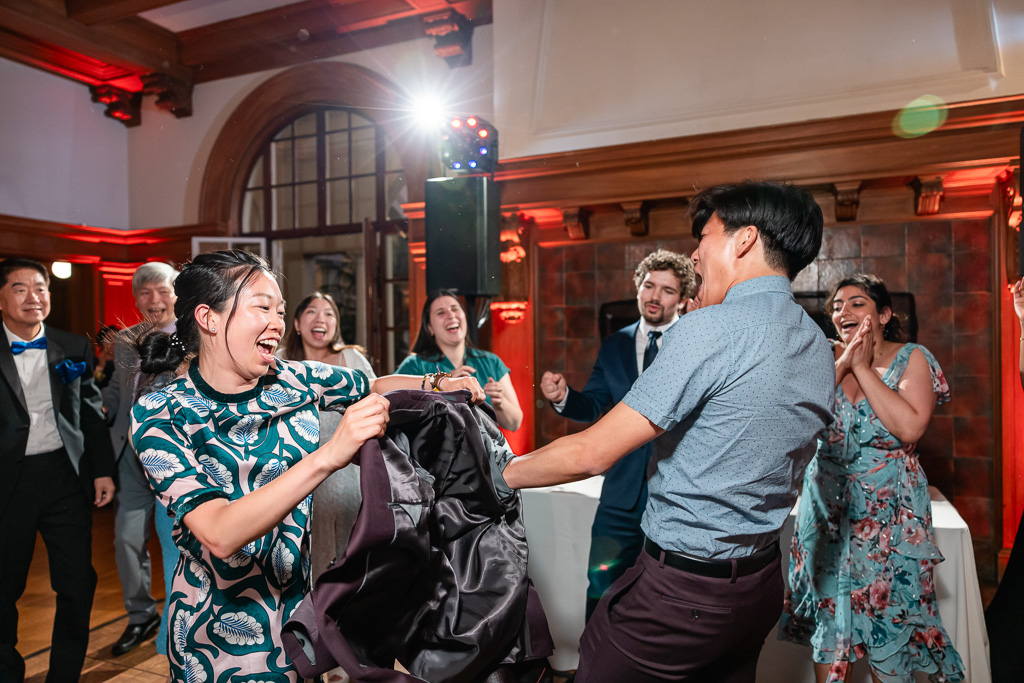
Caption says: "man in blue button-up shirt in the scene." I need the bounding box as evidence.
[504,181,835,683]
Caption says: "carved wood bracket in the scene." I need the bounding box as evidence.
[562,207,591,240]
[422,9,474,68]
[910,175,945,216]
[621,201,650,236]
[89,85,141,127]
[89,73,193,128]
[141,74,193,119]
[832,181,862,222]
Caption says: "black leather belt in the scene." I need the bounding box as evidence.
[643,537,779,579]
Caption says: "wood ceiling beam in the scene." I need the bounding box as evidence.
[0,28,134,84]
[179,0,490,83]
[65,0,184,26]
[0,0,190,83]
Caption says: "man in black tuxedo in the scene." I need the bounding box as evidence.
[0,258,116,683]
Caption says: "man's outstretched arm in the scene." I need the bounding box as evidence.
[503,402,664,490]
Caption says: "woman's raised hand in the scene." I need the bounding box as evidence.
[439,375,486,403]
[324,393,390,470]
[1013,277,1024,326]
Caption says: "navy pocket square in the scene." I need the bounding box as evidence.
[56,359,87,384]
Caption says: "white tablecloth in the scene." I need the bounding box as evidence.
[522,481,990,682]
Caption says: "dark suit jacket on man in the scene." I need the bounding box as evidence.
[559,321,649,510]
[104,324,144,463]
[0,326,116,515]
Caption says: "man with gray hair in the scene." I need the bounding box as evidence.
[104,261,180,656]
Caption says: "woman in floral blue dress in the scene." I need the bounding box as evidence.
[130,250,483,683]
[779,274,964,683]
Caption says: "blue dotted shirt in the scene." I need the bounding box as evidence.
[623,276,835,559]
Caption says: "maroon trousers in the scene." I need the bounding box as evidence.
[576,546,783,683]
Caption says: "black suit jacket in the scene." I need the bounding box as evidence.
[0,325,116,516]
[559,320,652,510]
[283,390,551,682]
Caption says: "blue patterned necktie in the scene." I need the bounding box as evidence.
[643,331,662,371]
[10,338,46,355]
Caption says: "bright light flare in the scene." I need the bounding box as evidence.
[893,95,948,139]
[410,94,447,131]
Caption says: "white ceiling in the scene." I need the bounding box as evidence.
[139,0,301,32]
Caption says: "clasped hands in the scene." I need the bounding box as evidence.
[835,315,876,380]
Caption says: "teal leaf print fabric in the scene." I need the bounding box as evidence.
[779,344,965,683]
[130,359,369,682]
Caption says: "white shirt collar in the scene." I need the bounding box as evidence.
[638,315,679,339]
[3,320,45,344]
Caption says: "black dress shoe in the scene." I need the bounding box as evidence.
[111,613,161,656]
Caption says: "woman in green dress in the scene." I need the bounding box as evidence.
[131,251,483,682]
[397,289,523,431]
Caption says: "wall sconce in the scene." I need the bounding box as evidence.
[490,301,527,323]
[51,261,72,279]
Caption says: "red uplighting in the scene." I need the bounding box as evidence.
[478,129,488,138]
[467,117,478,127]
[451,119,462,128]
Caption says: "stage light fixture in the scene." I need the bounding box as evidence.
[441,115,497,174]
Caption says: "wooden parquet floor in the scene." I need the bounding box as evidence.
[18,507,574,683]
[19,506,169,682]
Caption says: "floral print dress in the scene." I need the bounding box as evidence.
[779,343,965,683]
[131,359,369,682]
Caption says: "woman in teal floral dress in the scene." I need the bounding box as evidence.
[130,251,483,683]
[779,274,964,683]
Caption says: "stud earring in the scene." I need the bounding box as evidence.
[210,326,217,333]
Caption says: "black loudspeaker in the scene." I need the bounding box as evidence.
[425,176,502,296]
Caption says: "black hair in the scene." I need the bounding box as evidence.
[137,250,274,374]
[689,180,823,279]
[96,324,121,346]
[0,258,49,288]
[409,289,479,361]
[282,291,367,361]
[825,273,905,342]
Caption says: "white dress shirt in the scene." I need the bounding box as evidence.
[4,321,64,455]
[635,316,680,376]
